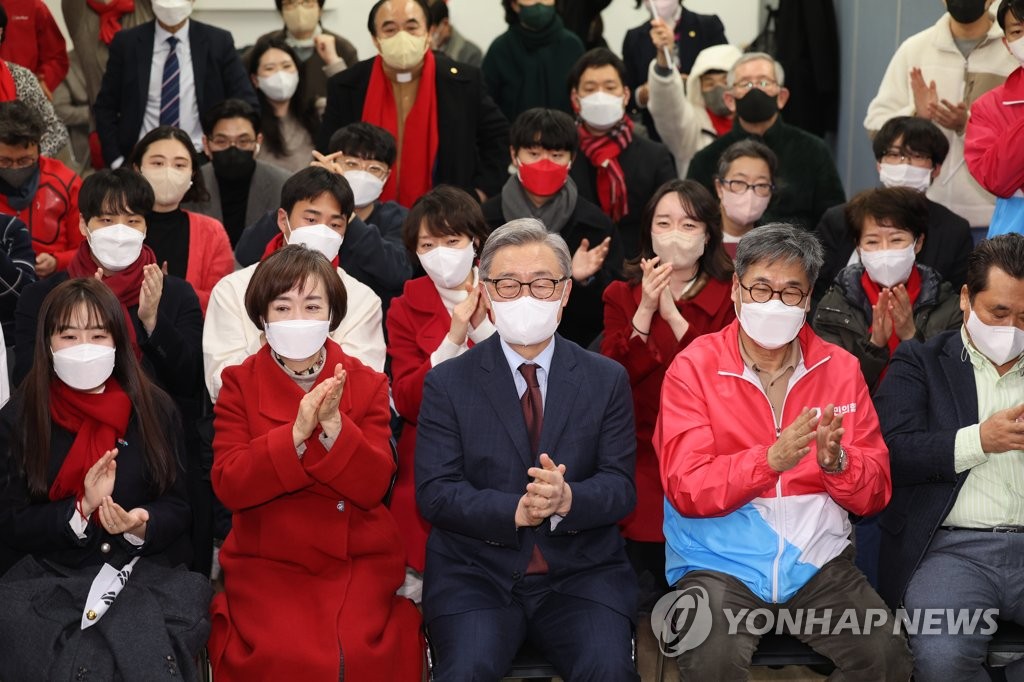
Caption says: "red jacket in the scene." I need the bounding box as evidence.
[210,341,422,681]
[183,211,233,314]
[385,276,471,571]
[0,156,81,271]
[600,276,735,542]
[0,0,68,91]
[965,67,1024,198]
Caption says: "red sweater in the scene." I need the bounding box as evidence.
[184,211,233,314]
[0,156,81,271]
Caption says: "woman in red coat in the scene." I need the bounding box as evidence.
[386,186,494,578]
[210,245,422,681]
[600,179,735,594]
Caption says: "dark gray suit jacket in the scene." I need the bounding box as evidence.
[415,334,638,624]
[875,330,979,609]
[184,161,291,231]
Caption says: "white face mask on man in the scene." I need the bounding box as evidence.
[286,221,344,262]
[577,92,625,130]
[87,225,146,272]
[878,163,932,193]
[966,308,1024,366]
[737,298,806,350]
[486,287,566,347]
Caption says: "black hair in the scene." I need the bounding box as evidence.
[714,139,778,183]
[202,98,261,137]
[128,125,210,204]
[78,168,156,222]
[0,4,6,45]
[872,116,950,166]
[327,122,397,166]
[509,108,578,154]
[567,47,628,92]
[248,37,318,157]
[367,0,432,36]
[966,233,1024,301]
[280,165,354,217]
[427,0,448,24]
[401,185,490,258]
[0,100,45,147]
[997,0,1024,30]
[844,187,929,242]
[274,0,325,11]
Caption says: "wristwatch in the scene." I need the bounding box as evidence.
[823,446,847,475]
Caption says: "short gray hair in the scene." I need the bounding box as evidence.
[479,218,572,280]
[734,223,823,285]
[728,52,786,88]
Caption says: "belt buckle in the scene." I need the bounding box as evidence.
[992,525,1024,533]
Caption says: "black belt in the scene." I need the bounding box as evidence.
[941,525,1024,533]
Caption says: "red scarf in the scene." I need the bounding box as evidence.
[48,379,133,502]
[708,109,733,137]
[67,242,158,357]
[261,233,340,268]
[862,265,922,356]
[0,61,16,102]
[361,52,439,208]
[86,0,136,45]
[578,117,633,223]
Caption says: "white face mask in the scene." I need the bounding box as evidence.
[152,0,193,26]
[142,166,193,206]
[738,298,806,350]
[878,163,932,193]
[378,31,429,72]
[859,244,917,288]
[966,308,1024,366]
[344,170,385,208]
[651,0,679,21]
[264,319,331,361]
[578,91,625,130]
[720,190,770,227]
[419,244,475,290]
[487,287,565,347]
[258,70,300,102]
[52,344,116,391]
[652,231,705,270]
[1007,34,1024,66]
[87,224,146,272]
[287,223,343,262]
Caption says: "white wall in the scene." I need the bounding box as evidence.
[43,0,764,61]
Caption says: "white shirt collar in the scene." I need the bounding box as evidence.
[499,334,556,380]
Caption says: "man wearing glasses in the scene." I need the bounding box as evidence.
[416,218,639,680]
[685,53,846,232]
[184,99,291,249]
[654,223,913,679]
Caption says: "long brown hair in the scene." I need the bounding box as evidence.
[624,179,733,284]
[16,279,178,500]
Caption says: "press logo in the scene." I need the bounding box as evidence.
[651,586,714,657]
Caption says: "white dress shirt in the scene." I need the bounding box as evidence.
[143,21,202,152]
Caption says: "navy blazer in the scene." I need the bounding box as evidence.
[317,53,510,199]
[94,20,258,166]
[415,334,638,624]
[874,330,978,609]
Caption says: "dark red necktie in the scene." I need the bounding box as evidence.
[519,363,549,575]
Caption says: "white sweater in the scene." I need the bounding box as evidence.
[647,43,743,177]
[864,13,1017,227]
[203,263,385,402]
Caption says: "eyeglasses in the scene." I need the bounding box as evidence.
[719,179,774,197]
[881,148,933,167]
[739,281,808,307]
[207,135,258,152]
[281,0,317,9]
[0,155,38,169]
[734,78,779,93]
[484,277,568,300]
[339,157,389,181]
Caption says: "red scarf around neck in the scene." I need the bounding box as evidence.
[48,378,133,502]
[86,0,136,45]
[261,232,340,268]
[361,51,439,208]
[577,116,633,223]
[862,265,922,355]
[0,61,16,102]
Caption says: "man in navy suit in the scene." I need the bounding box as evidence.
[876,233,1024,681]
[415,218,639,680]
[93,0,257,168]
